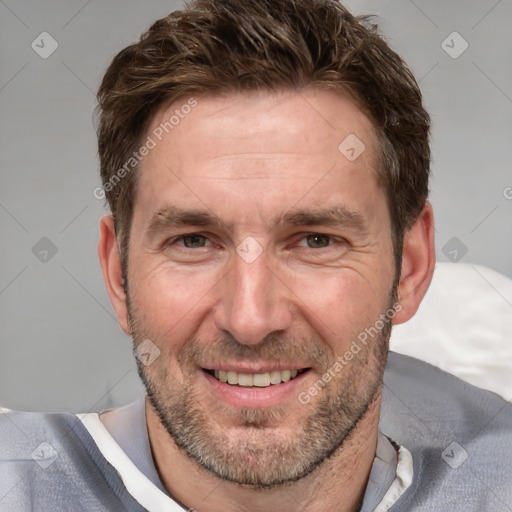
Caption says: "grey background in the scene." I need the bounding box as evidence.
[1,0,511,412]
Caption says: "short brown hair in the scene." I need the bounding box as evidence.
[96,0,430,281]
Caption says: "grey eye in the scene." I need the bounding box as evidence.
[182,234,208,248]
[305,234,330,248]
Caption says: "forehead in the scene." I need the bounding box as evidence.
[133,88,384,231]
[146,88,377,172]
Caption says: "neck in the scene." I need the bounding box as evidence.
[146,392,381,512]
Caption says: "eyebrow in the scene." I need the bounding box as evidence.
[145,205,368,237]
[277,207,367,232]
[145,207,226,238]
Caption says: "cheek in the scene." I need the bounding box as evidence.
[288,268,389,348]
[129,262,219,338]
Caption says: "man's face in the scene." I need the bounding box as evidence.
[124,89,397,488]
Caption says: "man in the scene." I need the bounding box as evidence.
[1,0,511,510]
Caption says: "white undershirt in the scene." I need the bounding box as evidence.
[77,399,413,512]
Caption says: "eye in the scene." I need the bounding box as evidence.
[297,233,332,249]
[175,234,210,248]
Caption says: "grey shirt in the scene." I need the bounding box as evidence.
[1,352,511,511]
[99,398,402,511]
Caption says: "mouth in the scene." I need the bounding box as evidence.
[202,368,311,388]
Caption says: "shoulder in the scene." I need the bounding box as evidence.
[0,408,145,511]
[0,408,80,465]
[381,352,512,511]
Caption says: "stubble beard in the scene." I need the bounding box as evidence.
[128,285,397,489]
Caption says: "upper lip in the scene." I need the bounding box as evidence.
[202,364,311,373]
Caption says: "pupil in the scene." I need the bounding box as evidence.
[307,234,329,248]
[185,235,205,248]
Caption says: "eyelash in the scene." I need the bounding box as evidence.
[165,232,343,251]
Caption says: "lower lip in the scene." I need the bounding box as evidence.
[201,369,311,408]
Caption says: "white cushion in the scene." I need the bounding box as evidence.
[390,262,512,400]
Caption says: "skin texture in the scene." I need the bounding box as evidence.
[99,88,435,512]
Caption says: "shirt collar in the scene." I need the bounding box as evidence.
[87,400,414,512]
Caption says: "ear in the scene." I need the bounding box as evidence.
[98,215,131,335]
[393,201,436,325]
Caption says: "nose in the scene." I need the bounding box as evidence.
[213,250,292,346]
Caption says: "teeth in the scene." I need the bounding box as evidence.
[270,371,282,385]
[210,369,304,387]
[238,373,253,386]
[253,373,270,387]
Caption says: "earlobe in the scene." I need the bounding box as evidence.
[98,215,131,335]
[393,202,436,325]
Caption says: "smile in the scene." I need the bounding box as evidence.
[203,368,310,388]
